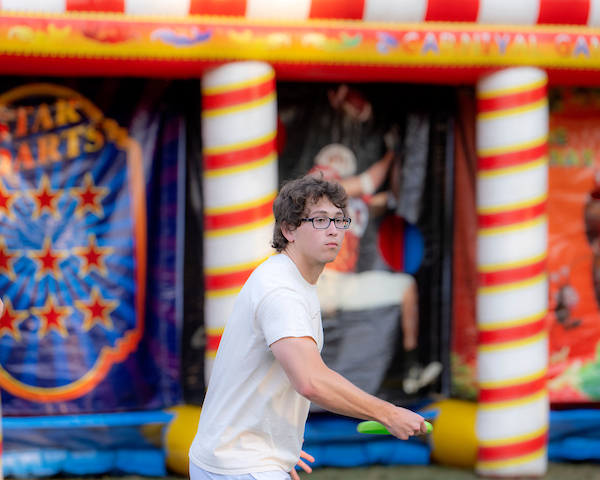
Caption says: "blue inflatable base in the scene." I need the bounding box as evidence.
[3,448,166,478]
[2,410,172,478]
[549,409,600,463]
[302,414,432,468]
[3,407,600,478]
[302,408,600,468]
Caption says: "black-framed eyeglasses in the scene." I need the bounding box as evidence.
[301,216,352,229]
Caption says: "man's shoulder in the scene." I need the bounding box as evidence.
[253,255,289,276]
[249,255,299,291]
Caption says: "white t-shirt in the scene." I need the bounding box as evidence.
[189,254,323,475]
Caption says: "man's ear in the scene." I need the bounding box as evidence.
[281,221,295,243]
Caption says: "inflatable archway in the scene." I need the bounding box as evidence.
[0,2,599,84]
[1,1,599,478]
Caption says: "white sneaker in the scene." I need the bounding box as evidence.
[402,361,443,394]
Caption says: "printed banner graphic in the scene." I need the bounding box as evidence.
[277,82,452,403]
[1,14,600,73]
[0,79,183,414]
[546,88,600,403]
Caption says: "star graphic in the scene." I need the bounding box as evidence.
[29,238,66,281]
[72,234,114,277]
[0,179,19,220]
[71,173,108,219]
[31,296,71,339]
[30,174,62,220]
[0,237,18,281]
[75,286,118,332]
[0,297,28,341]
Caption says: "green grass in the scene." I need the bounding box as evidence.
[94,462,600,480]
[298,463,600,480]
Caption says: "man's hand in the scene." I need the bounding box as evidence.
[0,298,4,318]
[385,407,427,440]
[290,449,315,480]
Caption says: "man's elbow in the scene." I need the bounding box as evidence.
[293,378,319,401]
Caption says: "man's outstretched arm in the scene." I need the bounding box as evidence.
[270,336,427,440]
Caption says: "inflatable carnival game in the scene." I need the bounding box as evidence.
[0,0,600,478]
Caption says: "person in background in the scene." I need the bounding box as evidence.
[309,141,441,396]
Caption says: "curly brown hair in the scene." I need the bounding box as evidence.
[272,175,348,253]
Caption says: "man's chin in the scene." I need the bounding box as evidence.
[324,252,341,264]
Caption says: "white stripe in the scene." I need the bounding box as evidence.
[125,0,191,16]
[477,219,547,266]
[2,0,65,12]
[246,0,311,19]
[203,161,277,210]
[476,394,549,441]
[363,0,427,22]
[477,163,547,212]
[478,336,548,384]
[202,101,277,150]
[477,107,548,154]
[477,277,548,325]
[477,455,547,477]
[205,296,238,330]
[477,0,540,25]
[202,62,274,92]
[477,67,548,97]
[588,0,600,26]
[204,222,275,269]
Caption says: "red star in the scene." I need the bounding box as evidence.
[0,180,19,219]
[75,287,118,332]
[0,297,28,341]
[73,234,114,277]
[30,174,61,220]
[0,238,18,281]
[29,238,66,281]
[31,296,71,339]
[71,173,108,219]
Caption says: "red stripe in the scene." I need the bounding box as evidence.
[309,0,365,19]
[205,267,254,290]
[478,143,547,171]
[478,201,546,229]
[204,138,276,170]
[206,332,222,351]
[478,85,547,113]
[190,0,247,16]
[425,0,478,21]
[478,318,546,345]
[205,200,273,230]
[66,0,124,11]
[203,77,275,110]
[478,259,546,287]
[479,376,547,403]
[538,0,589,25]
[479,433,547,461]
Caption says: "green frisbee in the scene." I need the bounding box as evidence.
[357,420,433,435]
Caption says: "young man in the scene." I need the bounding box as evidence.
[189,175,427,480]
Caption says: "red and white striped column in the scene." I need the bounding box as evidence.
[475,67,549,477]
[201,61,278,380]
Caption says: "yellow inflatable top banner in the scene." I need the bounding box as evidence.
[0,12,600,81]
